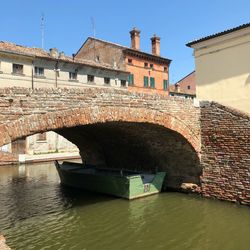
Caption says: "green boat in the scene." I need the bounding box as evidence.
[55,161,166,200]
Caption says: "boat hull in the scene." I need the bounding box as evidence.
[55,162,166,200]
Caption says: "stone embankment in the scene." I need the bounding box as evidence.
[0,235,11,250]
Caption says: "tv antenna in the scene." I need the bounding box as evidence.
[91,17,96,38]
[41,13,45,49]
[91,17,97,61]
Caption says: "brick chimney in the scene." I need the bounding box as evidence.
[49,48,59,58]
[130,28,141,50]
[151,34,160,56]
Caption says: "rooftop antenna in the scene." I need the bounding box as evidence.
[91,16,96,38]
[41,13,45,49]
[91,17,97,61]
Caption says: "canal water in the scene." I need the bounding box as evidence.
[0,162,249,250]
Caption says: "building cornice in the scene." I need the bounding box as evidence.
[186,22,250,47]
[124,49,171,65]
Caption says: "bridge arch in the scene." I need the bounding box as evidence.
[1,106,200,153]
[1,106,201,190]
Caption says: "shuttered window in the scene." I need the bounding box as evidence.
[128,74,134,85]
[163,79,168,90]
[144,76,149,87]
[150,77,155,88]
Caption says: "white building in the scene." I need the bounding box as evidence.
[187,22,250,114]
[0,41,129,159]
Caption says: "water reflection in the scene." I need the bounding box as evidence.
[0,162,249,250]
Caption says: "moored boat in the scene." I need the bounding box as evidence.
[55,161,166,200]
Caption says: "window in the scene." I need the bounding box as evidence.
[144,62,148,68]
[187,85,191,90]
[128,58,133,64]
[37,133,46,142]
[164,66,168,72]
[87,75,94,82]
[121,80,126,87]
[69,72,77,80]
[35,67,44,76]
[104,77,110,84]
[128,74,134,86]
[144,76,149,87]
[150,77,155,88]
[150,63,154,69]
[12,64,23,75]
[163,79,168,90]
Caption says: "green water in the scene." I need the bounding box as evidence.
[0,162,249,250]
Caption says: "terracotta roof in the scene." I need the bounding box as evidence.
[0,41,49,57]
[76,37,171,64]
[186,22,250,47]
[0,41,128,73]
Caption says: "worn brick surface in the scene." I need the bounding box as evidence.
[0,150,18,165]
[0,87,200,151]
[200,102,250,205]
[0,87,249,204]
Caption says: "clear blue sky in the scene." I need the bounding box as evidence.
[1,0,249,83]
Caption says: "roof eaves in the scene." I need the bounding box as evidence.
[175,70,195,84]
[124,48,172,64]
[35,54,128,73]
[186,22,250,47]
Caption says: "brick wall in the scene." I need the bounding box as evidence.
[75,39,126,70]
[0,150,18,165]
[200,102,250,205]
[0,87,200,153]
[0,87,249,204]
[0,87,201,190]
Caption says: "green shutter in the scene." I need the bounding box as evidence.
[150,77,155,88]
[144,76,149,87]
[128,74,134,86]
[163,79,168,90]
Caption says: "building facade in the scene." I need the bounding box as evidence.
[169,71,196,99]
[0,41,129,158]
[187,23,250,114]
[0,41,128,89]
[75,28,171,94]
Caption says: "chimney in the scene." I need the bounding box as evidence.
[130,28,141,50]
[49,48,59,58]
[59,51,65,59]
[175,83,180,92]
[151,34,160,56]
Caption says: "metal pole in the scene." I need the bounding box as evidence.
[32,61,34,89]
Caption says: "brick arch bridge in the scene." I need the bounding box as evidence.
[0,88,249,205]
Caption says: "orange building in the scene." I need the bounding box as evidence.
[75,28,171,94]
